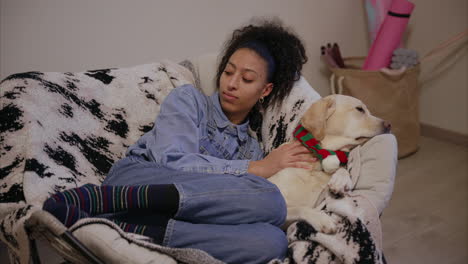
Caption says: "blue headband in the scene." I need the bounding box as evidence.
[240,41,276,81]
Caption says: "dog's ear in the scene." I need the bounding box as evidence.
[301,95,336,141]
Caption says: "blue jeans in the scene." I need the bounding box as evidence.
[103,155,288,264]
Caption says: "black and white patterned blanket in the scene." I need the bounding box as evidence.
[270,196,384,264]
[0,60,196,263]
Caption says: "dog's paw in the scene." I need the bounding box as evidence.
[325,196,364,221]
[287,212,337,243]
[302,211,338,235]
[328,168,353,198]
[289,214,337,236]
[312,211,338,234]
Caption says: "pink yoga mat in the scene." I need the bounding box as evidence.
[363,0,415,70]
[365,0,392,44]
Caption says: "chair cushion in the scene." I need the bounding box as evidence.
[70,218,224,264]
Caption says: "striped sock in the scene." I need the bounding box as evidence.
[44,183,178,216]
[43,200,90,227]
[43,199,167,243]
[113,220,166,244]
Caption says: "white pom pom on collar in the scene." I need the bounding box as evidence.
[322,155,340,174]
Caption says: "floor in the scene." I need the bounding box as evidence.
[381,136,467,264]
[1,136,467,263]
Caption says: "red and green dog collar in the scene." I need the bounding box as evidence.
[293,124,349,166]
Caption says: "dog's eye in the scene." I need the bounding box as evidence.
[356,107,365,113]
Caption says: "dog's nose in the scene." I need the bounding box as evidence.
[383,121,392,133]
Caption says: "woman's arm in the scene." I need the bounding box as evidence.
[248,141,316,178]
[130,84,315,177]
[132,85,252,175]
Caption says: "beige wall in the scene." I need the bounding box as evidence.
[407,0,467,135]
[0,0,368,95]
[1,0,467,134]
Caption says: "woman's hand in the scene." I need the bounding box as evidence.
[248,141,317,179]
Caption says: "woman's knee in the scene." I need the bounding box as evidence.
[257,188,287,226]
[236,223,288,263]
[242,175,287,226]
[103,156,136,185]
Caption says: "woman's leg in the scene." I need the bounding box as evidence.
[43,183,178,216]
[165,220,288,264]
[44,154,288,261]
[105,155,287,227]
[173,174,286,226]
[42,182,176,244]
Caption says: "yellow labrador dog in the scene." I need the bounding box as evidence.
[268,94,391,233]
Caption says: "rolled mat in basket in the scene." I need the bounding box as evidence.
[363,0,415,70]
[330,57,421,158]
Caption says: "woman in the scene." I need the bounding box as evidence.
[43,19,313,264]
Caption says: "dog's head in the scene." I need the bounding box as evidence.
[300,95,391,151]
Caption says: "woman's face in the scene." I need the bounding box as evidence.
[219,48,273,125]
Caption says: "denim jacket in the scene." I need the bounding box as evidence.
[126,84,264,175]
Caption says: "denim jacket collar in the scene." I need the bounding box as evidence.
[210,91,249,141]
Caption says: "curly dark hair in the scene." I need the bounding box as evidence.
[215,18,308,109]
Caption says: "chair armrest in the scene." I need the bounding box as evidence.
[353,134,398,214]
